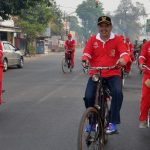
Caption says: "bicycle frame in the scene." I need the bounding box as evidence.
[89,65,117,121]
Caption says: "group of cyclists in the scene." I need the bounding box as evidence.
[64,15,150,135]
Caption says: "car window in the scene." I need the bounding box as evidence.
[3,43,11,51]
[8,44,16,51]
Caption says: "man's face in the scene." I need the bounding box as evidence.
[98,23,112,37]
[68,37,72,40]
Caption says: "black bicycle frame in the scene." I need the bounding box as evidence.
[94,70,110,125]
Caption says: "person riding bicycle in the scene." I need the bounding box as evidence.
[0,41,4,104]
[124,37,134,75]
[82,16,130,134]
[139,41,150,128]
[64,34,76,68]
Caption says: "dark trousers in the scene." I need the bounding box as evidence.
[84,76,123,124]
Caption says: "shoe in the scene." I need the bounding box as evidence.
[139,121,148,128]
[85,124,96,133]
[106,123,118,135]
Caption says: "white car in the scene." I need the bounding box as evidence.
[0,41,24,71]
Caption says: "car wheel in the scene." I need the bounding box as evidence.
[3,59,8,72]
[17,57,24,68]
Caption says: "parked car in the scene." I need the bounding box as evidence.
[0,41,24,71]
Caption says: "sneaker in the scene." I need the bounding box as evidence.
[85,124,96,133]
[139,121,148,128]
[106,123,118,135]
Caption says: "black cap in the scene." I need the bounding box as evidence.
[97,16,112,25]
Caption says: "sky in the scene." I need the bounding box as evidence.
[55,0,150,15]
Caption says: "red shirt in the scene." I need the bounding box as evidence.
[64,39,76,52]
[125,42,134,61]
[82,33,130,77]
[139,41,150,76]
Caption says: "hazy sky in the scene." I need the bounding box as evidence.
[55,0,150,15]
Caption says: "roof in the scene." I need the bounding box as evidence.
[0,25,21,32]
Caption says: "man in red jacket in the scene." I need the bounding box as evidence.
[139,41,150,128]
[82,16,130,134]
[64,34,76,68]
[0,41,4,104]
[124,38,134,75]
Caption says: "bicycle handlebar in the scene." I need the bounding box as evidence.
[89,65,119,71]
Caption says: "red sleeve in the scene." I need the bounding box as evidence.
[72,40,76,51]
[130,43,134,61]
[139,42,148,65]
[0,42,3,58]
[117,36,130,63]
[82,36,94,61]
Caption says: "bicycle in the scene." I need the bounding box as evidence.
[142,65,150,127]
[62,50,73,73]
[121,67,125,88]
[78,65,117,150]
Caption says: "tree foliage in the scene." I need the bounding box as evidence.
[49,3,63,35]
[0,0,54,20]
[112,0,147,40]
[76,0,104,40]
[66,16,83,41]
[17,4,51,40]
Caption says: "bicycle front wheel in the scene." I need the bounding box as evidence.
[78,107,103,150]
[62,57,69,73]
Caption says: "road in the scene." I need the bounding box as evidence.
[0,49,150,150]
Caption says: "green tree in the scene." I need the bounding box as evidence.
[76,0,104,40]
[0,0,53,20]
[49,3,63,36]
[66,16,84,42]
[17,4,52,54]
[112,0,147,40]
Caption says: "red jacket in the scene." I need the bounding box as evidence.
[64,39,76,52]
[0,42,3,66]
[125,42,134,61]
[139,41,150,76]
[82,33,130,77]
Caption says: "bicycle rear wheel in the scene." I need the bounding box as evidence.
[78,107,103,150]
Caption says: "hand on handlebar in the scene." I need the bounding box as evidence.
[82,60,89,69]
[139,64,145,71]
[139,64,150,71]
[116,58,127,66]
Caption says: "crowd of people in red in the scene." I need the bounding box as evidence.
[64,16,150,132]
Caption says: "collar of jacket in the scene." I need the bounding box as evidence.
[96,32,115,43]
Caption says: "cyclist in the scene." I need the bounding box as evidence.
[82,16,130,134]
[124,38,134,75]
[0,41,4,104]
[139,41,150,128]
[64,34,76,68]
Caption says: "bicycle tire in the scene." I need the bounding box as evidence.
[78,107,103,150]
[62,57,68,73]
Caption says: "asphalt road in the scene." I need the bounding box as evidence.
[0,49,150,150]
